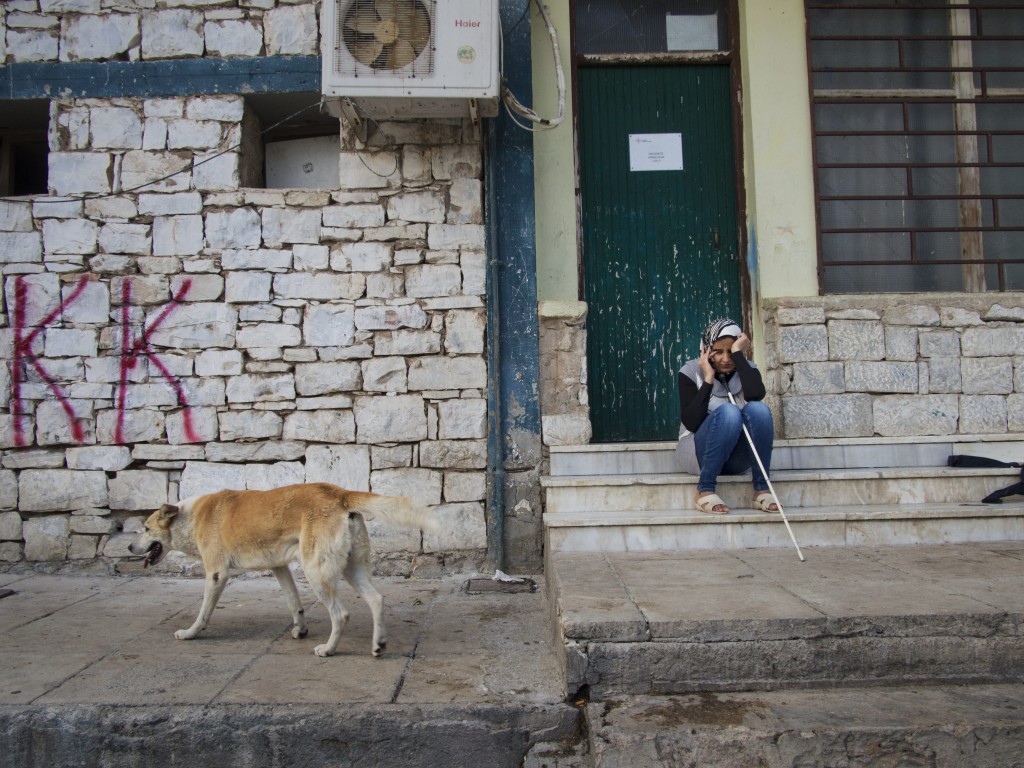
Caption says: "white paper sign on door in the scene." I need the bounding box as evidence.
[629,133,684,172]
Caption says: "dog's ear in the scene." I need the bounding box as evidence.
[156,504,179,522]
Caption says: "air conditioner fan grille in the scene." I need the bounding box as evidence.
[335,0,435,77]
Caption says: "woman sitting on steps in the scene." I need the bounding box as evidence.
[675,318,778,515]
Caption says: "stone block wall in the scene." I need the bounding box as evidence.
[0,90,489,573]
[2,1,319,63]
[762,295,1024,439]
[537,300,591,447]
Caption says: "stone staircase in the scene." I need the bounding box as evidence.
[539,436,1024,766]
[543,435,1024,554]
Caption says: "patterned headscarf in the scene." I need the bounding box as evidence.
[701,317,743,351]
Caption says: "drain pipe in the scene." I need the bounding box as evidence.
[484,131,505,573]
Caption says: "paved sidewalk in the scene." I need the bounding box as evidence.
[0,569,561,707]
[549,541,1024,697]
[4,542,1024,768]
[0,567,578,768]
[552,540,1024,640]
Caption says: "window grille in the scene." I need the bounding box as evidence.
[806,1,1024,292]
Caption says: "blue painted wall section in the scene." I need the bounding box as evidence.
[0,56,320,99]
[486,0,544,570]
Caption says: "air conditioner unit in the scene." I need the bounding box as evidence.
[321,0,500,121]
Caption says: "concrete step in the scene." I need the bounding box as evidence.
[584,684,1024,768]
[546,544,1024,699]
[548,435,1024,476]
[543,436,1024,552]
[542,466,1022,514]
[545,501,1024,552]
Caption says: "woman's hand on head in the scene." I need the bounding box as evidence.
[698,347,715,382]
[731,332,751,354]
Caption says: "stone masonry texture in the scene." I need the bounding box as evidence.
[765,296,1024,439]
[0,0,494,571]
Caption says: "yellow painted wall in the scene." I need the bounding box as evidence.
[531,0,820,302]
[531,0,578,301]
[738,0,819,300]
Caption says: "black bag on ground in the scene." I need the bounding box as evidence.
[947,455,1024,503]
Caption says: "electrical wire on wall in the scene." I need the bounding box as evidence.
[7,0,565,201]
[336,98,402,179]
[501,0,566,132]
[2,100,325,205]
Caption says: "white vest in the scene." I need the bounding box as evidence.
[674,358,754,474]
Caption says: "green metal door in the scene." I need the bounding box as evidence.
[579,64,741,442]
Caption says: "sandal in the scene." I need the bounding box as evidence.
[695,492,729,515]
[752,492,779,513]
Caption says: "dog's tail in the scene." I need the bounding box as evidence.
[349,492,439,532]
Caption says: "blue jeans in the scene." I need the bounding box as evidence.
[693,401,774,494]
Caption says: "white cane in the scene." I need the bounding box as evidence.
[725,390,805,562]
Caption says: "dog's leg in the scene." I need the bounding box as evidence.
[345,559,387,657]
[176,570,229,640]
[272,565,308,639]
[305,564,349,657]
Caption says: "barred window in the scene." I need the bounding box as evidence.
[806,1,1024,293]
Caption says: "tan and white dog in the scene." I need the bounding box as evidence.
[129,482,436,657]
